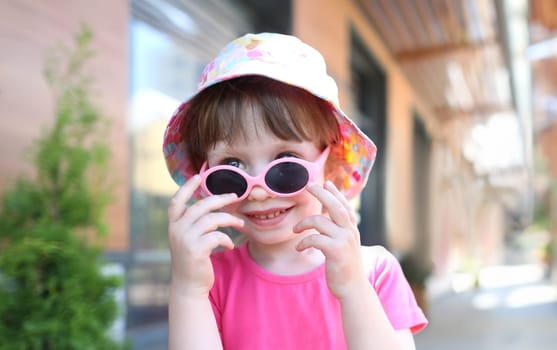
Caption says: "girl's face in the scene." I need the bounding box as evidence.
[205,118,326,248]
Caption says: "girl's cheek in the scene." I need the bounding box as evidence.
[300,191,324,213]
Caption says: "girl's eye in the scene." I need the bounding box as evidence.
[222,158,245,169]
[276,152,298,160]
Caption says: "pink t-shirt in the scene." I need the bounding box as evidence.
[210,243,427,349]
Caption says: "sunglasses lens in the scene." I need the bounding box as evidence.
[206,170,248,197]
[265,162,309,194]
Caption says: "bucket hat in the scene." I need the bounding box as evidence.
[163,32,376,200]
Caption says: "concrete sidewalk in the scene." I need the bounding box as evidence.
[415,266,557,350]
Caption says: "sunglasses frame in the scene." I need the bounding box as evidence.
[199,147,330,202]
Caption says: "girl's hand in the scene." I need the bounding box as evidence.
[167,175,244,297]
[294,181,367,300]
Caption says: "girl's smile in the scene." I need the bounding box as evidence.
[242,205,293,227]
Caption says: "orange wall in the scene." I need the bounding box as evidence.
[0,0,129,251]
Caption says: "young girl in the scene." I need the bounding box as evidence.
[163,33,427,350]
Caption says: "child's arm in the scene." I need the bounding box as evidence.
[167,175,244,350]
[168,290,222,349]
[335,281,415,349]
[295,181,415,350]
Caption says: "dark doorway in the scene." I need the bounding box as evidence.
[350,31,387,246]
[412,113,431,256]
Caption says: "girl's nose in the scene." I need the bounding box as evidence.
[245,163,272,201]
[247,184,274,202]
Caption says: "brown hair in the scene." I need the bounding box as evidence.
[181,75,340,171]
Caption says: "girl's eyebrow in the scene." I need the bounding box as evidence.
[207,145,247,160]
[207,151,236,162]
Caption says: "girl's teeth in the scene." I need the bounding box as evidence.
[253,209,285,220]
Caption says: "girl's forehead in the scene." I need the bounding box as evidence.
[224,107,273,140]
[214,125,280,151]
[211,132,315,154]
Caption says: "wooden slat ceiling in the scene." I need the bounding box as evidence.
[359,0,513,122]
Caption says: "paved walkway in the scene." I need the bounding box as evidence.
[415,265,557,350]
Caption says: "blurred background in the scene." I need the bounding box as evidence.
[0,0,556,349]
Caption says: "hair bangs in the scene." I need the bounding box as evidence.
[182,76,340,171]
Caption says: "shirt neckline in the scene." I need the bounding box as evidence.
[238,242,326,284]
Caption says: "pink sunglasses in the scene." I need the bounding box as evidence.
[199,147,330,202]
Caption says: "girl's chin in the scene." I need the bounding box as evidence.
[239,226,299,247]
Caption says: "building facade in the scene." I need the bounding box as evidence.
[1,0,524,346]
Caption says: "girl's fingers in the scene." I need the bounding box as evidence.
[168,175,202,221]
[293,215,340,238]
[192,212,244,234]
[307,182,353,228]
[199,231,235,252]
[296,233,333,253]
[170,211,243,247]
[184,192,239,222]
[324,181,359,224]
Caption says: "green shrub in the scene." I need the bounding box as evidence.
[0,25,126,349]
